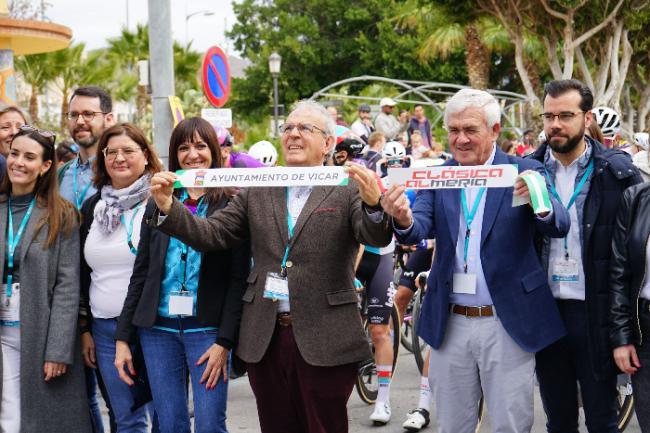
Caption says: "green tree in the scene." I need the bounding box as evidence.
[227,0,465,121]
[49,44,116,132]
[106,25,202,123]
[14,53,57,124]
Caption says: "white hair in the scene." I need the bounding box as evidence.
[444,88,501,129]
[291,100,336,137]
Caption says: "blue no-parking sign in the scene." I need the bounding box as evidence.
[201,46,231,107]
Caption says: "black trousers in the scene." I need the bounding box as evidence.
[536,300,618,433]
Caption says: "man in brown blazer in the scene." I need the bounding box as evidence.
[150,100,393,433]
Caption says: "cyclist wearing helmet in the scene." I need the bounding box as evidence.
[376,141,411,180]
[632,132,650,181]
[592,106,621,148]
[248,140,278,167]
[212,125,265,169]
[333,137,365,166]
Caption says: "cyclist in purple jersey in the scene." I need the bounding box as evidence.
[211,124,266,168]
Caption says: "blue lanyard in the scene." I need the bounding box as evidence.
[72,157,93,210]
[178,190,208,290]
[460,188,486,273]
[280,188,296,277]
[119,202,144,256]
[6,197,36,301]
[544,159,594,258]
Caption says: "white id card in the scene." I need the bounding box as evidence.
[0,283,20,322]
[264,273,290,301]
[552,259,580,282]
[168,292,194,316]
[453,273,477,295]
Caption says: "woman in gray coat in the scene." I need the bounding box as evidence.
[0,125,91,432]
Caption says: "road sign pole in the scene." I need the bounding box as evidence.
[148,0,174,168]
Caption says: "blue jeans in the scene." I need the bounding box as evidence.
[85,366,106,432]
[139,326,229,433]
[93,318,150,433]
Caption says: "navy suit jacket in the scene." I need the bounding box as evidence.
[397,147,570,353]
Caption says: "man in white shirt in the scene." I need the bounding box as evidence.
[374,98,404,141]
[529,79,642,433]
[350,104,375,143]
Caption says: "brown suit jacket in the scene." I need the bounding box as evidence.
[154,182,393,366]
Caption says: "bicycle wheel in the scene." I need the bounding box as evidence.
[401,314,415,353]
[617,374,635,431]
[355,305,401,405]
[411,288,428,374]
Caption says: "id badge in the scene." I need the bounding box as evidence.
[168,291,194,316]
[264,272,290,301]
[453,273,477,295]
[552,259,580,282]
[0,283,20,322]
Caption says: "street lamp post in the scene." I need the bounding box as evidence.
[269,52,282,138]
[185,10,215,44]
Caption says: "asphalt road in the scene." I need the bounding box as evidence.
[225,348,642,433]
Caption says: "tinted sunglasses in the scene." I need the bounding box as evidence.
[19,124,56,147]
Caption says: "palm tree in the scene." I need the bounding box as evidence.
[173,41,202,96]
[14,53,57,124]
[396,0,544,92]
[49,44,116,131]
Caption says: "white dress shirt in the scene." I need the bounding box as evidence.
[547,149,588,300]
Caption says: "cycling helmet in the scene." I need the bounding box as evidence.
[335,137,364,157]
[248,140,278,167]
[382,141,406,158]
[634,132,649,150]
[592,107,621,138]
[213,125,233,147]
[538,131,546,144]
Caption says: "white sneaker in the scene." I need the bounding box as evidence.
[402,408,430,432]
[370,401,391,425]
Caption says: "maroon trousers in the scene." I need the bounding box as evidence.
[247,324,358,433]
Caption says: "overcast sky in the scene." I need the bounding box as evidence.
[46,0,238,55]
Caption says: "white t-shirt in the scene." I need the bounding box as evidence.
[85,205,145,319]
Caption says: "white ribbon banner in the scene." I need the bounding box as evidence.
[173,166,349,188]
[387,164,519,189]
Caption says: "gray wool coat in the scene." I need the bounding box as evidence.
[0,198,91,433]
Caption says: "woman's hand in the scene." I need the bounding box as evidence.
[197,343,229,390]
[81,332,97,368]
[114,340,136,386]
[614,344,641,375]
[150,171,178,214]
[43,362,67,382]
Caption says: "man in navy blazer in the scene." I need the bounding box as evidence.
[381,88,570,433]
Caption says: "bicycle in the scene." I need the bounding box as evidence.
[616,374,635,431]
[355,280,401,405]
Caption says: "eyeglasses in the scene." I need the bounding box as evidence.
[102,147,143,160]
[18,125,56,147]
[65,111,108,122]
[387,158,404,166]
[279,123,328,136]
[539,111,585,123]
